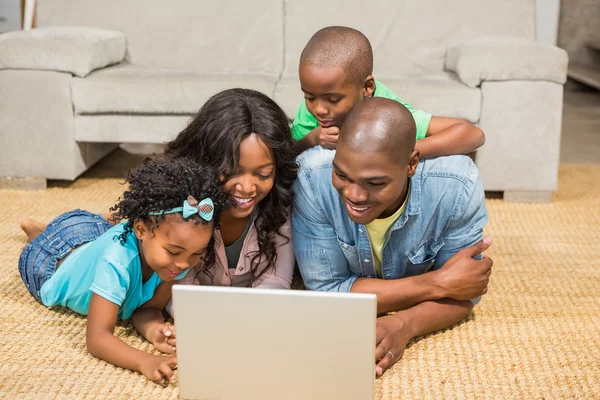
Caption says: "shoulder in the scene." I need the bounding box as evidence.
[296,146,335,173]
[418,155,480,186]
[415,155,483,217]
[96,222,140,272]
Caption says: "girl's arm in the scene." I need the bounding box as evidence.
[415,116,485,158]
[132,281,177,354]
[86,293,176,383]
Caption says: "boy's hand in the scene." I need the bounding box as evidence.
[310,126,340,149]
[435,237,493,301]
[151,324,177,354]
[139,354,177,385]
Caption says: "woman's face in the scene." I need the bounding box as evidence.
[222,134,276,220]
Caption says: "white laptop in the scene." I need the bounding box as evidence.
[172,285,377,400]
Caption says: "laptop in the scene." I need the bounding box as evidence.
[172,285,377,400]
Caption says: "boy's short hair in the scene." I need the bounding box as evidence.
[300,26,373,87]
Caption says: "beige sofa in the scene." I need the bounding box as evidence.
[0,0,568,202]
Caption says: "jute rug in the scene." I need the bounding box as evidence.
[1,150,599,399]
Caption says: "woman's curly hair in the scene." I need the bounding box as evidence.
[109,156,233,271]
[165,88,298,282]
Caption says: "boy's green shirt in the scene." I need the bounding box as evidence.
[291,80,432,141]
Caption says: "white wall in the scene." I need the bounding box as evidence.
[0,0,22,33]
[536,0,561,45]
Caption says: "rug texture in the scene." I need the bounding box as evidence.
[1,150,599,399]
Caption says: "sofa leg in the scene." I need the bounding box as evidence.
[503,190,552,203]
[0,177,47,191]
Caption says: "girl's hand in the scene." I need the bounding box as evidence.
[140,354,177,385]
[151,324,177,354]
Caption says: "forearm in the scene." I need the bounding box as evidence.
[398,298,474,339]
[293,134,315,155]
[351,272,446,314]
[132,307,165,343]
[417,122,484,158]
[86,329,151,373]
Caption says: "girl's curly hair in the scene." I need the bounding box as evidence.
[109,156,233,271]
[165,88,298,282]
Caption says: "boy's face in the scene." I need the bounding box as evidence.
[299,64,373,129]
[331,142,418,225]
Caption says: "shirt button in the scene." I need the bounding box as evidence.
[359,229,364,233]
[364,259,370,263]
[343,244,349,249]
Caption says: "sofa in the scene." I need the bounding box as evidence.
[0,0,568,202]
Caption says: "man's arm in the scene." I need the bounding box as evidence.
[374,298,473,376]
[292,162,359,292]
[415,116,485,158]
[351,238,492,314]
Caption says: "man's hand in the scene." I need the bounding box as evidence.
[151,324,176,354]
[434,237,493,301]
[308,126,340,149]
[374,314,412,378]
[139,354,177,385]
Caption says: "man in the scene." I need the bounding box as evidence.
[292,98,493,377]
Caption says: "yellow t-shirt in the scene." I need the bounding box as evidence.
[365,186,410,278]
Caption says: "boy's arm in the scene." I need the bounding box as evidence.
[132,281,177,354]
[415,116,485,158]
[293,126,340,154]
[86,293,177,383]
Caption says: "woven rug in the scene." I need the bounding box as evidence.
[1,150,599,399]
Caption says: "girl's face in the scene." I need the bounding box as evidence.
[134,215,213,281]
[222,134,276,220]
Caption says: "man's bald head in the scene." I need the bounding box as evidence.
[339,98,417,165]
[300,26,373,86]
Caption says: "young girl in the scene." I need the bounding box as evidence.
[132,88,299,342]
[18,157,231,383]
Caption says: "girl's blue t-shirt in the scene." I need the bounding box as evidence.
[40,222,171,320]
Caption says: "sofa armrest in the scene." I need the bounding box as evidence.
[0,27,126,77]
[445,37,568,88]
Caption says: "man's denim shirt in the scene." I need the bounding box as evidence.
[292,147,488,294]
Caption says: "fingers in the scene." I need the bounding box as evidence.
[322,126,340,135]
[375,340,388,362]
[463,236,492,257]
[158,362,175,382]
[159,325,173,338]
[376,350,395,378]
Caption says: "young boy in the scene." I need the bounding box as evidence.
[292,26,485,156]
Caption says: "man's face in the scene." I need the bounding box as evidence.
[332,142,416,225]
[299,64,365,129]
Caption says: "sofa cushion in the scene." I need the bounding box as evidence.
[71,65,277,114]
[282,0,535,78]
[274,72,481,124]
[0,27,126,77]
[74,115,192,143]
[37,0,283,77]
